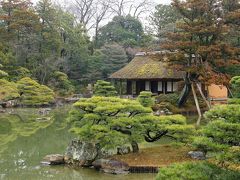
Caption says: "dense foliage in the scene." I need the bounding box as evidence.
[161,0,240,106]
[93,80,117,97]
[230,76,240,98]
[0,79,20,101]
[156,162,240,180]
[150,4,179,41]
[193,104,240,166]
[68,96,194,152]
[97,15,151,48]
[137,91,154,107]
[99,44,128,78]
[0,0,154,90]
[50,71,74,96]
[17,77,55,106]
[156,93,179,105]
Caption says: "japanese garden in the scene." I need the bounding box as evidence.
[0,0,240,179]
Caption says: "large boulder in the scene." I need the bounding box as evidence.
[92,159,129,174]
[41,154,64,165]
[65,139,108,167]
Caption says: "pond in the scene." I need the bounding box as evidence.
[0,107,156,180]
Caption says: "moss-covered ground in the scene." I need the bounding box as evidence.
[111,144,196,167]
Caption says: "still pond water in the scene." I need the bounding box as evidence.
[0,107,156,180]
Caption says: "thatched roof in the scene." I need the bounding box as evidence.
[110,55,184,80]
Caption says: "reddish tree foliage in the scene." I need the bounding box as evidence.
[161,0,240,86]
[0,0,40,41]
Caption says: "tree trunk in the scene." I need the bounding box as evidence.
[196,82,211,109]
[131,141,139,153]
[178,75,191,107]
[191,83,202,127]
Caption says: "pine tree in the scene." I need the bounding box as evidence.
[93,80,117,97]
[137,91,154,107]
[17,77,55,106]
[193,104,240,166]
[161,0,240,125]
[68,96,194,152]
[100,44,128,79]
[0,0,40,41]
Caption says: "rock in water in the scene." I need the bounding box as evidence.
[65,139,107,167]
[92,159,129,174]
[188,151,206,160]
[42,154,64,165]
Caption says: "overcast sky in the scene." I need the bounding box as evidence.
[33,0,172,6]
[32,0,172,36]
[154,0,171,4]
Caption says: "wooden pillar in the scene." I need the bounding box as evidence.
[163,81,166,94]
[120,80,122,96]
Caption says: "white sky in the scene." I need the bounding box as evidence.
[31,0,172,36]
[32,0,172,7]
[153,0,171,4]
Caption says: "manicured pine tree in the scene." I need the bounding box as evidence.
[68,96,194,153]
[193,104,240,166]
[93,80,117,97]
[17,77,55,106]
[137,91,154,107]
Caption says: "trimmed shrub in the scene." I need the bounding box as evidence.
[93,80,117,97]
[156,93,179,105]
[17,77,55,106]
[51,71,74,96]
[228,98,240,104]
[137,91,154,107]
[230,76,240,98]
[193,104,240,165]
[0,79,19,101]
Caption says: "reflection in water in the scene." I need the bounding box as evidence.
[0,107,156,180]
[0,108,54,154]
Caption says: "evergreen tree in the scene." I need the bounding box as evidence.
[68,96,194,152]
[0,0,39,41]
[0,79,19,101]
[97,15,150,48]
[93,80,117,97]
[162,0,240,108]
[100,43,128,79]
[17,77,55,106]
[150,4,179,41]
[137,91,154,107]
[50,71,74,96]
[193,104,240,166]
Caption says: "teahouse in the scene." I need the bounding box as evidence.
[110,52,185,96]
